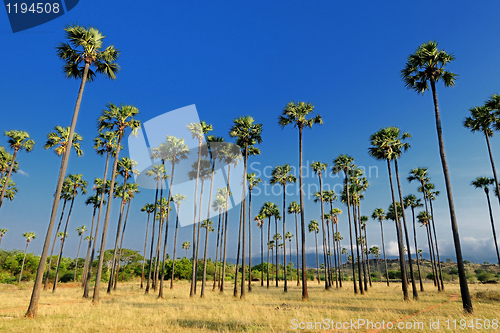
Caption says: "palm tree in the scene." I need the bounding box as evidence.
[308,220,320,284]
[402,40,472,312]
[0,228,7,247]
[254,214,265,286]
[170,194,186,289]
[200,219,214,298]
[417,211,436,281]
[279,101,322,300]
[369,127,411,300]
[93,103,140,303]
[213,192,227,291]
[108,158,139,292]
[270,164,296,292]
[404,194,424,291]
[44,125,83,157]
[83,131,118,298]
[464,104,500,210]
[19,232,36,283]
[229,116,262,299]
[360,216,372,287]
[73,225,87,282]
[471,177,500,265]
[0,148,18,184]
[285,231,293,273]
[369,246,380,280]
[331,208,342,287]
[311,162,330,289]
[0,130,35,208]
[182,241,190,258]
[287,201,301,286]
[187,121,213,297]
[247,173,262,291]
[371,208,389,286]
[27,25,119,317]
[140,203,155,289]
[271,211,282,285]
[332,154,357,294]
[259,202,277,288]
[53,174,87,292]
[0,178,17,202]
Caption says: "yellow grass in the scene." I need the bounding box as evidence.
[0,280,499,332]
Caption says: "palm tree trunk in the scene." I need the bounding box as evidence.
[430,78,472,313]
[153,179,165,292]
[294,212,300,286]
[298,126,308,300]
[260,223,264,287]
[217,211,225,289]
[344,171,357,294]
[114,199,132,290]
[362,220,372,287]
[233,198,244,297]
[428,199,444,291]
[282,184,288,292]
[411,207,424,291]
[54,193,76,292]
[81,206,97,287]
[318,176,329,290]
[145,179,159,294]
[240,144,248,299]
[386,159,408,300]
[159,162,175,298]
[171,205,180,289]
[19,241,29,283]
[194,180,205,295]
[26,60,90,318]
[93,131,124,303]
[379,219,390,286]
[335,222,342,287]
[74,234,83,282]
[248,188,253,292]
[394,158,418,300]
[328,221,336,288]
[357,205,368,292]
[485,190,500,265]
[484,133,500,210]
[141,212,150,289]
[190,140,202,297]
[44,199,67,291]
[213,208,221,291]
[352,202,363,294]
[421,184,439,289]
[0,148,18,208]
[84,149,111,298]
[267,217,270,288]
[200,219,210,298]
[314,232,320,283]
[220,165,231,293]
[275,217,279,287]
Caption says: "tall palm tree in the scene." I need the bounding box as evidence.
[464,104,500,209]
[369,127,411,300]
[402,40,472,312]
[311,162,330,289]
[229,116,262,299]
[308,220,320,284]
[27,25,119,317]
[279,101,322,300]
[19,232,36,283]
[0,228,7,247]
[140,203,155,289]
[287,201,301,286]
[0,130,35,208]
[259,202,277,288]
[371,208,389,286]
[404,194,424,291]
[471,177,500,265]
[83,132,119,297]
[44,125,83,158]
[53,174,87,292]
[417,211,436,281]
[213,191,227,291]
[254,214,265,286]
[187,121,212,297]
[331,207,342,287]
[270,164,296,292]
[93,103,140,303]
[73,225,87,282]
[247,173,262,291]
[285,231,293,276]
[182,241,190,258]
[347,173,366,293]
[170,194,186,289]
[200,219,214,298]
[360,216,372,287]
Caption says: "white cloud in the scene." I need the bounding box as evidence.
[17,170,29,177]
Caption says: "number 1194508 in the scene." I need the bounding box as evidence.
[5,3,60,14]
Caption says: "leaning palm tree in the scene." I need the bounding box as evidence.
[73,225,87,282]
[279,101,322,300]
[308,220,320,284]
[464,104,500,209]
[270,164,296,292]
[19,232,36,283]
[93,103,140,303]
[170,194,186,289]
[0,130,35,208]
[0,228,7,247]
[27,25,119,317]
[471,177,500,265]
[229,116,262,299]
[247,173,262,291]
[311,162,329,289]
[287,201,301,286]
[402,40,472,312]
[140,203,155,289]
[332,154,357,294]
[404,194,424,291]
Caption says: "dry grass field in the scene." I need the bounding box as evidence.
[0,280,499,332]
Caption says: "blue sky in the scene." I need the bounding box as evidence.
[1,1,500,264]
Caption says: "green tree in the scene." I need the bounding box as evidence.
[213,191,227,291]
[19,232,36,283]
[0,130,35,208]
[287,201,301,286]
[308,220,320,284]
[73,225,87,282]
[404,194,424,291]
[27,25,119,317]
[402,40,472,312]
[44,125,83,157]
[182,241,190,258]
[170,194,186,289]
[140,203,155,289]
[247,173,262,292]
[0,178,17,202]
